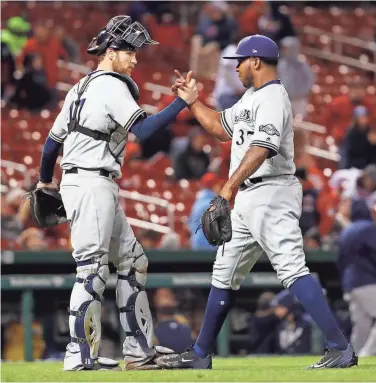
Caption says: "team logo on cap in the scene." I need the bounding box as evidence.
[259,124,280,136]
[252,49,258,53]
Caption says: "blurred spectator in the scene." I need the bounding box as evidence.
[138,229,160,250]
[325,77,376,145]
[54,26,81,64]
[272,291,312,355]
[10,53,52,112]
[278,37,314,119]
[190,1,237,78]
[316,185,340,240]
[124,141,142,166]
[238,0,268,36]
[18,227,47,251]
[153,288,194,353]
[17,21,66,93]
[188,172,222,249]
[248,291,277,354]
[159,231,181,249]
[343,106,376,169]
[212,38,245,111]
[356,165,376,207]
[329,167,363,201]
[208,140,231,179]
[257,2,296,45]
[337,199,376,356]
[1,41,16,100]
[128,2,151,22]
[1,16,30,57]
[42,304,69,360]
[332,165,376,209]
[293,131,325,191]
[295,167,321,249]
[3,320,45,361]
[173,129,210,181]
[248,290,312,355]
[1,188,25,240]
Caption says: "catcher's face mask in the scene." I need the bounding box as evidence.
[107,18,159,48]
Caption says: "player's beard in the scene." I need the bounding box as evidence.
[241,74,253,88]
[112,55,131,76]
[239,68,254,88]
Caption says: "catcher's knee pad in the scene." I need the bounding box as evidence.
[69,255,110,369]
[116,242,154,351]
[116,241,148,289]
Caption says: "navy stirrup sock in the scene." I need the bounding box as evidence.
[193,286,235,358]
[289,274,348,350]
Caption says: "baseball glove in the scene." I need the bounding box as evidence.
[26,188,67,229]
[201,195,232,246]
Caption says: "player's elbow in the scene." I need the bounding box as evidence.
[214,122,231,142]
[216,132,231,142]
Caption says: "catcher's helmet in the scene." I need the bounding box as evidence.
[87,15,158,56]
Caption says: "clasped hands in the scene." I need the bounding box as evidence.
[171,70,198,106]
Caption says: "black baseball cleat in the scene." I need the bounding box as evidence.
[307,344,358,369]
[156,347,212,369]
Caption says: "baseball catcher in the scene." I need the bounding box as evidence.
[36,15,202,372]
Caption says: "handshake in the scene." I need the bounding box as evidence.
[171,69,198,106]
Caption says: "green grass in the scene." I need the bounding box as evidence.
[2,357,376,382]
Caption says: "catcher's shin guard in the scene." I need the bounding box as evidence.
[114,241,156,367]
[64,255,110,371]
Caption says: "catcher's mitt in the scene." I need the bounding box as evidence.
[201,195,232,246]
[26,188,67,229]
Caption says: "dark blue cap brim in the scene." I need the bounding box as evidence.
[223,53,249,60]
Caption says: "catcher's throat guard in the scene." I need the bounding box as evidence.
[27,188,67,229]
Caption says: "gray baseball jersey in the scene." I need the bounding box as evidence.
[49,70,145,179]
[213,80,309,291]
[57,70,154,362]
[220,80,296,180]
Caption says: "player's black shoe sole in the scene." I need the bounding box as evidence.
[156,348,212,370]
[307,344,358,369]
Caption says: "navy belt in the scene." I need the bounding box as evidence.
[65,167,114,179]
[239,177,263,190]
[239,174,293,190]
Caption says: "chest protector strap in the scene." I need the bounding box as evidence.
[67,72,140,141]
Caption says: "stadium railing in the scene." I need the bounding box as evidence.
[302,25,376,79]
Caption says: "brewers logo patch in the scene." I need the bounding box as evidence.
[259,124,280,136]
[235,109,252,124]
[235,109,255,132]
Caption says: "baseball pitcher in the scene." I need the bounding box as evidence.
[157,35,357,369]
[35,15,198,371]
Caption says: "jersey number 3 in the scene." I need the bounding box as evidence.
[236,129,253,145]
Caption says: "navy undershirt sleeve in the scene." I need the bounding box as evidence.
[39,136,62,183]
[130,97,187,141]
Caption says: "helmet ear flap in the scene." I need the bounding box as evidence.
[87,29,111,56]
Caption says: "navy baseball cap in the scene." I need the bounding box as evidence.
[271,290,298,310]
[223,34,279,60]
